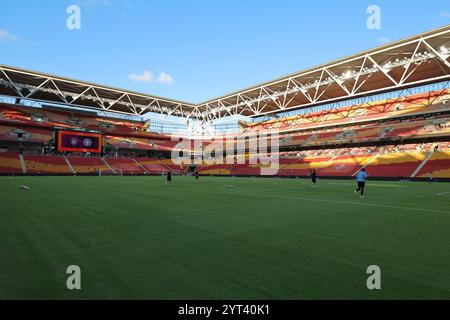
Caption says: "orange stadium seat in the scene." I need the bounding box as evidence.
[242,89,450,134]
[0,125,52,143]
[106,158,146,174]
[0,152,23,174]
[24,155,73,174]
[67,157,114,175]
[135,158,171,174]
[416,149,450,179]
[318,155,373,177]
[363,151,427,178]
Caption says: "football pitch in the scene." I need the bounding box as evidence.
[1,176,450,300]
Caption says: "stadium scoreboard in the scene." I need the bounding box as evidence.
[56,129,103,153]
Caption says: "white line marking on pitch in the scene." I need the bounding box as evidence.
[436,191,450,196]
[229,190,450,215]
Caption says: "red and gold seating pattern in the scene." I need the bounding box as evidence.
[0,125,52,143]
[0,103,165,140]
[1,90,450,152]
[24,155,73,174]
[105,136,179,152]
[198,143,450,178]
[1,88,450,178]
[135,158,185,174]
[417,148,450,179]
[1,142,449,178]
[278,117,450,148]
[106,158,145,174]
[242,89,450,133]
[0,152,22,174]
[135,158,170,173]
[68,157,113,174]
[362,152,427,178]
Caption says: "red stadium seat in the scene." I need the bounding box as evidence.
[0,152,23,174]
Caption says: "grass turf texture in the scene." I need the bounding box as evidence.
[0,176,450,300]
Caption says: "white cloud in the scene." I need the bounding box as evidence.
[0,29,17,42]
[437,11,450,19]
[378,36,391,44]
[128,70,174,85]
[157,72,174,85]
[128,70,154,83]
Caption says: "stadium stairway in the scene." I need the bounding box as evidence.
[352,155,379,177]
[362,151,427,178]
[133,159,150,174]
[318,155,372,177]
[64,157,77,175]
[1,145,449,178]
[135,158,169,174]
[411,150,435,178]
[105,158,146,175]
[68,157,114,175]
[416,149,450,178]
[102,158,117,174]
[19,153,27,174]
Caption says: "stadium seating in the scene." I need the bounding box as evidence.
[0,152,23,174]
[0,103,168,140]
[2,96,449,154]
[24,155,73,174]
[106,158,146,174]
[135,158,183,174]
[67,157,114,175]
[362,151,427,178]
[196,144,450,179]
[199,165,233,175]
[158,159,184,174]
[277,117,450,148]
[0,125,52,143]
[276,156,334,176]
[1,143,449,178]
[242,89,450,133]
[416,149,450,178]
[317,155,372,177]
[1,89,449,179]
[105,135,179,151]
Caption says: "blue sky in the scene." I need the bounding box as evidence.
[1,0,449,103]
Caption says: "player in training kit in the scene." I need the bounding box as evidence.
[355,169,367,198]
[310,169,317,188]
[166,171,172,185]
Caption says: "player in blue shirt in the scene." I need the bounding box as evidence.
[355,169,367,198]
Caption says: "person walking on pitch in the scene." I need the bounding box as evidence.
[355,169,367,198]
[166,171,172,186]
[310,169,318,188]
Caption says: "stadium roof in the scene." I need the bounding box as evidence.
[1,25,450,122]
[0,65,199,119]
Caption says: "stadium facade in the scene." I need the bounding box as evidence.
[0,25,449,180]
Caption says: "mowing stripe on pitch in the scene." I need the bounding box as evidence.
[229,189,450,215]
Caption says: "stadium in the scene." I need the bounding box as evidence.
[1,18,450,300]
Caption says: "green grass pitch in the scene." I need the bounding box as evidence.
[1,176,450,300]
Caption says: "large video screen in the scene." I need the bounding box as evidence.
[57,130,102,153]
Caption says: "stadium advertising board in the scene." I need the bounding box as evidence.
[57,130,102,153]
